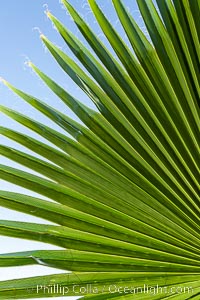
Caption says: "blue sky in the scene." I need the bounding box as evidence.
[0,1,139,299]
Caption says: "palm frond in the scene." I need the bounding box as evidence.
[0,0,199,299]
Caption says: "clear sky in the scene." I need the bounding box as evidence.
[0,1,139,299]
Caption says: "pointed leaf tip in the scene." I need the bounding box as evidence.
[40,33,46,41]
[45,10,51,19]
[43,3,51,17]
[24,60,33,69]
[0,78,8,86]
[62,0,72,10]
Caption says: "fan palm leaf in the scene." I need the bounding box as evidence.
[0,0,199,298]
